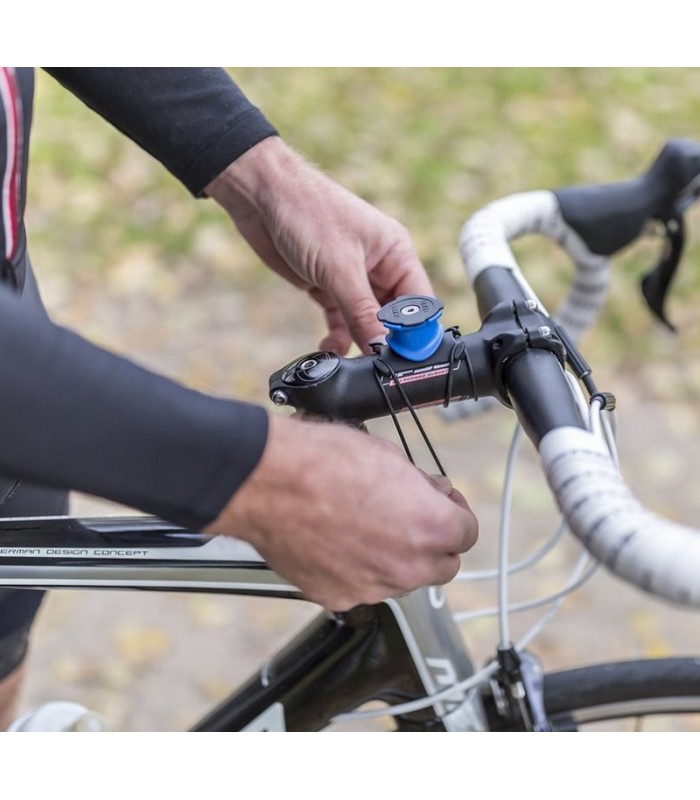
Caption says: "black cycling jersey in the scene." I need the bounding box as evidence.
[0,67,278,531]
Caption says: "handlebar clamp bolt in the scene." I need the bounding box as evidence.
[538,326,552,339]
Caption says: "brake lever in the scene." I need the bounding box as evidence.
[640,208,685,333]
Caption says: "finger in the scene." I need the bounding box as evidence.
[422,472,471,513]
[423,473,453,496]
[318,329,352,355]
[438,503,479,555]
[310,289,353,355]
[390,257,434,299]
[447,485,470,512]
[334,270,386,353]
[432,553,463,586]
[326,235,434,353]
[370,238,435,302]
[456,510,479,553]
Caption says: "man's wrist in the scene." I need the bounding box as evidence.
[205,136,298,219]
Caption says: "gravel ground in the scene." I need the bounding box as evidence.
[8,282,700,731]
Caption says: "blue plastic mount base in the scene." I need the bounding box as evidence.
[377,295,445,362]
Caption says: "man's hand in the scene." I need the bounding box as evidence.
[204,415,478,611]
[206,137,433,354]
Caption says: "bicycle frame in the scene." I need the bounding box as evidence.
[0,515,487,731]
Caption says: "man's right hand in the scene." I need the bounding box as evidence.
[204,414,478,610]
[206,137,435,356]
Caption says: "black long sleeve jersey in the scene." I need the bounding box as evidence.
[0,68,278,530]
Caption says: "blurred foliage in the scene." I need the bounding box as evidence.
[26,68,700,382]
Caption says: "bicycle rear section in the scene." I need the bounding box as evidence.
[3,139,700,731]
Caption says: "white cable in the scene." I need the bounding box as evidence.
[454,518,567,582]
[516,560,598,652]
[564,370,590,424]
[496,423,522,646]
[330,659,500,724]
[454,551,598,623]
[600,408,619,466]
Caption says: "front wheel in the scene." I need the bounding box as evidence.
[543,658,700,731]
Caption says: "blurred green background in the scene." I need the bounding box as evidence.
[26,68,700,400]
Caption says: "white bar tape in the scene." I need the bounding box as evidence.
[459,191,611,342]
[540,426,700,607]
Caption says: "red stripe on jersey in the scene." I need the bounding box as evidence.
[0,67,23,261]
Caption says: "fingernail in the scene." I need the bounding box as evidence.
[429,475,453,494]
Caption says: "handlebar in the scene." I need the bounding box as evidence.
[463,139,700,607]
[461,138,700,339]
[269,139,700,608]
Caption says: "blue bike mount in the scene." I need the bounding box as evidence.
[377,295,444,361]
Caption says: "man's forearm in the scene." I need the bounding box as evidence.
[0,285,268,530]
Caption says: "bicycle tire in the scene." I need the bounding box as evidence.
[543,658,700,730]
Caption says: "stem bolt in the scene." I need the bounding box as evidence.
[271,390,289,406]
